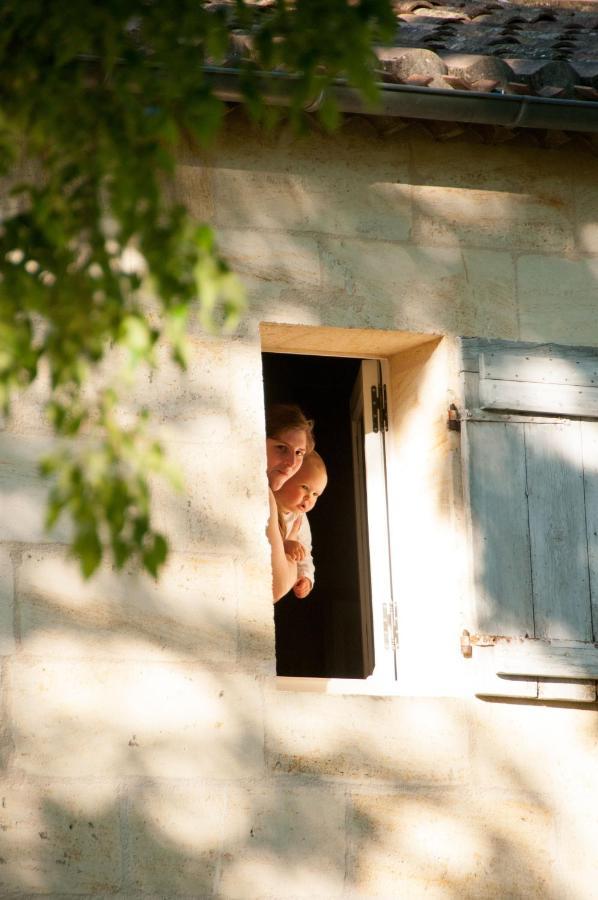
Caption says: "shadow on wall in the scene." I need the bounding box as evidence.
[0,676,581,898]
[3,118,598,897]
[1,391,596,897]
[208,109,598,349]
[1,682,591,899]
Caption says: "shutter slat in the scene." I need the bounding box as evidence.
[495,638,598,678]
[525,422,593,641]
[479,378,598,418]
[538,679,597,702]
[481,351,598,388]
[465,421,534,636]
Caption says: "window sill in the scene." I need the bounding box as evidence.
[276,675,403,696]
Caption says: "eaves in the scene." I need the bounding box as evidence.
[205,65,598,134]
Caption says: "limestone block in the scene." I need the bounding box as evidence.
[412,184,573,255]
[245,285,340,337]
[84,336,234,445]
[218,782,346,899]
[0,361,53,436]
[0,434,69,544]
[573,176,598,256]
[120,433,268,555]
[265,692,469,784]
[126,780,227,896]
[469,699,598,799]
[10,660,265,779]
[552,762,598,900]
[319,238,470,334]
[0,547,15,655]
[459,249,518,340]
[172,161,215,222]
[227,337,270,446]
[347,788,557,898]
[129,337,234,444]
[217,229,322,287]
[235,557,277,673]
[139,468,190,555]
[232,274,291,317]
[211,135,411,242]
[128,778,346,899]
[162,438,270,553]
[18,548,238,664]
[0,779,122,894]
[517,256,598,346]
[410,137,574,254]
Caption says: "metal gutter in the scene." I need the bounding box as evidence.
[204,65,598,133]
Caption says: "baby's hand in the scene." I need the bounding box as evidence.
[288,514,303,540]
[284,539,306,561]
[293,577,312,599]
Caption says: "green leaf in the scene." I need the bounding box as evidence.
[318,94,341,132]
[73,525,103,579]
[0,0,392,578]
[143,533,168,579]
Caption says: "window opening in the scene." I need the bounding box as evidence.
[262,351,396,680]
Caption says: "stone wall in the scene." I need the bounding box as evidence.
[1,111,598,897]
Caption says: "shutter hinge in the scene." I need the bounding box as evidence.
[383,602,399,650]
[460,629,517,658]
[447,403,461,432]
[371,383,389,434]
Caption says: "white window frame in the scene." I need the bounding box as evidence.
[350,358,398,684]
[272,354,400,695]
[260,322,444,698]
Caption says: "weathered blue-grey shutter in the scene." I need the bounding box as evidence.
[460,339,598,701]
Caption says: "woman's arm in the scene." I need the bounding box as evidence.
[267,489,297,602]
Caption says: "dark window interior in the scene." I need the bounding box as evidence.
[262,351,366,678]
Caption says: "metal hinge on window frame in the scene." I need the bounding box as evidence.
[383,601,399,650]
[371,383,389,433]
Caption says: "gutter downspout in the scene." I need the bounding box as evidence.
[204,65,598,133]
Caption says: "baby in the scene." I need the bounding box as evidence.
[274,450,328,599]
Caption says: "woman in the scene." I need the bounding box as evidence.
[264,404,314,601]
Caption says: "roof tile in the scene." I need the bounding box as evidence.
[221,0,598,113]
[373,1,598,102]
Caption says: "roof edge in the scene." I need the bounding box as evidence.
[499,0,598,10]
[205,65,598,134]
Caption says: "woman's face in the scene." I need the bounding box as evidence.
[266,427,307,491]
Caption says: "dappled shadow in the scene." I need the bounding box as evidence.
[3,110,598,898]
[0,691,577,898]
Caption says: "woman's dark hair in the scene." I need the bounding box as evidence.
[266,403,315,453]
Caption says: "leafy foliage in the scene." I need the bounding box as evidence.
[0,0,394,577]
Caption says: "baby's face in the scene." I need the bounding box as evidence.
[275,463,327,515]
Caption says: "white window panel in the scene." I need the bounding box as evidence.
[351,359,397,683]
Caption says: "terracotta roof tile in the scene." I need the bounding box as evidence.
[575,83,598,98]
[217,0,598,121]
[374,1,598,101]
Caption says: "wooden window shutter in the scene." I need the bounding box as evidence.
[460,338,598,702]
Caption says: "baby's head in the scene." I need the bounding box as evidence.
[275,451,327,515]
